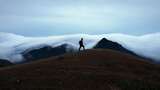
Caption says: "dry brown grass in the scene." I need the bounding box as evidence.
[0,49,160,90]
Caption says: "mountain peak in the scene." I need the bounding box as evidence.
[94,38,122,49]
[94,38,141,58]
[99,38,112,44]
[100,38,109,41]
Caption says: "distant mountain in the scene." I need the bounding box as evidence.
[22,44,76,62]
[0,59,13,67]
[94,38,146,59]
[22,38,151,63]
[94,38,135,53]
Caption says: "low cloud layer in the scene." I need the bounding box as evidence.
[0,32,160,63]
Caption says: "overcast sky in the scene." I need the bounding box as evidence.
[0,0,160,36]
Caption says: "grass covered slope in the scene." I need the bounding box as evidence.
[0,49,160,90]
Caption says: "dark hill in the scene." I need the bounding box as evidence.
[94,38,136,54]
[0,59,13,67]
[0,49,159,90]
[22,44,76,62]
[94,38,149,60]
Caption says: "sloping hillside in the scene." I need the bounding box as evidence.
[0,59,13,67]
[94,38,152,61]
[0,49,160,90]
[22,44,76,63]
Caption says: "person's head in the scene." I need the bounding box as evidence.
[81,38,83,41]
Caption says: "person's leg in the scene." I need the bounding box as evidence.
[83,45,85,50]
[79,46,81,51]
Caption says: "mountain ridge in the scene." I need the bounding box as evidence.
[22,43,76,63]
[94,38,152,61]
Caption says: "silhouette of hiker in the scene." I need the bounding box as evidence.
[79,38,85,51]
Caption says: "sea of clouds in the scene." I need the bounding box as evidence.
[0,32,160,63]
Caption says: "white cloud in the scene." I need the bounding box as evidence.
[0,32,160,63]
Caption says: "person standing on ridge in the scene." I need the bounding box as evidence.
[79,38,85,51]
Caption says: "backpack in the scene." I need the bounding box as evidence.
[79,40,83,45]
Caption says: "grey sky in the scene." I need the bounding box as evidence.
[0,0,160,36]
